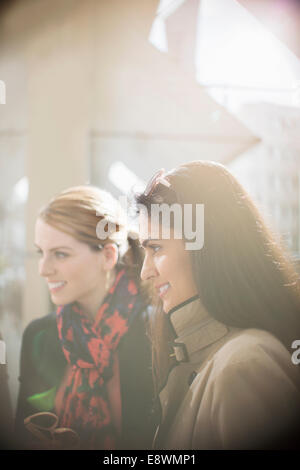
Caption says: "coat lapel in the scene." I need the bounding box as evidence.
[153,298,232,449]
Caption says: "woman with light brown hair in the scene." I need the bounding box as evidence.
[136,161,300,450]
[15,186,155,450]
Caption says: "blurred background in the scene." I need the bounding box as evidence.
[0,0,299,414]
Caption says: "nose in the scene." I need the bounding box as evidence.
[140,252,158,281]
[39,255,56,277]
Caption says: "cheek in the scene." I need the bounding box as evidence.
[62,259,82,282]
[155,254,167,272]
[179,252,192,271]
[78,259,102,284]
[178,252,193,278]
[65,256,101,284]
[169,247,194,286]
[178,254,196,290]
[155,253,178,279]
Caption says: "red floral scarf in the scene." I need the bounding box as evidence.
[56,268,141,449]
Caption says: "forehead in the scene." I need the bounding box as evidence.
[138,212,180,244]
[34,218,80,248]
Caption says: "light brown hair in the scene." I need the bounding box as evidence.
[39,185,145,286]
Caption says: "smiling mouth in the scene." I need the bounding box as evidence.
[157,283,170,298]
[48,281,67,293]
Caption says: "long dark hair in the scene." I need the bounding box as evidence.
[136,161,300,394]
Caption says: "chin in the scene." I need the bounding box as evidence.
[50,294,70,306]
[50,297,61,306]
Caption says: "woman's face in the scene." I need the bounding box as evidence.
[34,218,108,313]
[139,216,198,313]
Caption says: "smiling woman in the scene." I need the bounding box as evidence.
[34,220,112,319]
[15,186,156,450]
[135,161,300,450]
[139,228,197,314]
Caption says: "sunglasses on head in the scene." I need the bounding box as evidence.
[144,169,171,197]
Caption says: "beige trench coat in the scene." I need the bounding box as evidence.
[153,298,300,450]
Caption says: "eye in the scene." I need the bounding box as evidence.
[35,249,43,257]
[55,251,69,259]
[149,244,161,254]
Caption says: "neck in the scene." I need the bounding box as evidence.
[77,297,105,321]
[76,271,116,320]
[167,295,199,316]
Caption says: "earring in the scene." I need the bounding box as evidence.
[105,270,112,292]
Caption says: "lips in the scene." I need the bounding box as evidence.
[156,282,170,298]
[48,281,66,293]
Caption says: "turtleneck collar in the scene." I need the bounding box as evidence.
[167,296,230,363]
[168,296,209,337]
[167,295,199,317]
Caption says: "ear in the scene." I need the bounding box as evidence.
[102,243,118,271]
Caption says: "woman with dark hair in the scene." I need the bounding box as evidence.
[136,161,300,450]
[15,186,155,450]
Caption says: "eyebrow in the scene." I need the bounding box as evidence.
[140,238,161,248]
[34,243,73,252]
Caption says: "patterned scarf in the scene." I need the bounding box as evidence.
[56,268,141,449]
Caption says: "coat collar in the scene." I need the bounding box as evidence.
[167,296,230,363]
